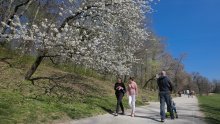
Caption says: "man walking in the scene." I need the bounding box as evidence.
[157,71,174,122]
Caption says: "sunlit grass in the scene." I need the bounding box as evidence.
[198,94,220,124]
[0,47,152,123]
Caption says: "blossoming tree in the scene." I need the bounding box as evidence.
[0,0,153,80]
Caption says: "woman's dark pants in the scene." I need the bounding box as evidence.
[115,93,124,114]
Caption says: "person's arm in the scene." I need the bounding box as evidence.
[127,84,131,96]
[122,83,126,93]
[114,83,117,91]
[168,78,173,92]
[135,82,138,95]
[173,101,176,106]
[157,79,160,89]
[157,79,159,86]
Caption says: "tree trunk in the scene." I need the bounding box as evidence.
[123,75,127,83]
[140,64,143,87]
[25,55,44,80]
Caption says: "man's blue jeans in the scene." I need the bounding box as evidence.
[159,92,174,120]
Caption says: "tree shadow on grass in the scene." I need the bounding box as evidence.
[200,104,220,114]
[199,104,220,124]
[205,117,220,124]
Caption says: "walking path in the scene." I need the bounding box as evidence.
[63,95,206,124]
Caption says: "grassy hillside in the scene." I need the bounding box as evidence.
[198,94,220,124]
[0,47,157,124]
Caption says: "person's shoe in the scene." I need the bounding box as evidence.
[131,113,135,117]
[115,113,118,116]
[119,112,125,115]
[176,113,178,118]
[161,119,165,122]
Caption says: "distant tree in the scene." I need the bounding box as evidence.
[212,79,220,93]
[192,72,211,95]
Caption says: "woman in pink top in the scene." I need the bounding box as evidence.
[127,77,138,117]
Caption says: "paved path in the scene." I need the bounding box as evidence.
[63,95,206,124]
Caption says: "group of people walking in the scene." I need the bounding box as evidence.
[114,71,176,122]
[114,77,138,117]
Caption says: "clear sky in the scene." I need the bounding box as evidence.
[151,0,220,80]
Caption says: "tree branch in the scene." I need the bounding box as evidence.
[0,57,13,67]
[29,75,67,85]
[143,75,156,89]
[1,0,32,34]
[58,3,113,32]
[142,66,178,89]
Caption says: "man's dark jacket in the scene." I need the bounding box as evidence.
[157,76,173,92]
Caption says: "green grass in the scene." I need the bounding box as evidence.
[0,89,65,124]
[198,94,220,124]
[0,47,152,124]
[54,63,103,80]
[0,89,146,124]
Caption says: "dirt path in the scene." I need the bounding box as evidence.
[62,95,206,124]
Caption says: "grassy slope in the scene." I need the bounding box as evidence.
[0,47,157,124]
[198,94,220,124]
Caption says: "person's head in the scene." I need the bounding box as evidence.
[129,77,134,81]
[160,71,166,77]
[117,77,122,83]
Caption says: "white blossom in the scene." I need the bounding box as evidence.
[0,0,153,75]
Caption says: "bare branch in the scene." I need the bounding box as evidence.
[1,0,32,34]
[58,3,113,31]
[0,57,13,67]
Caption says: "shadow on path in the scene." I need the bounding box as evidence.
[134,115,161,122]
[99,106,115,116]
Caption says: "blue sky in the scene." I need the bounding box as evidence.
[151,0,220,80]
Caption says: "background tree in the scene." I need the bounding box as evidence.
[191,72,212,95]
